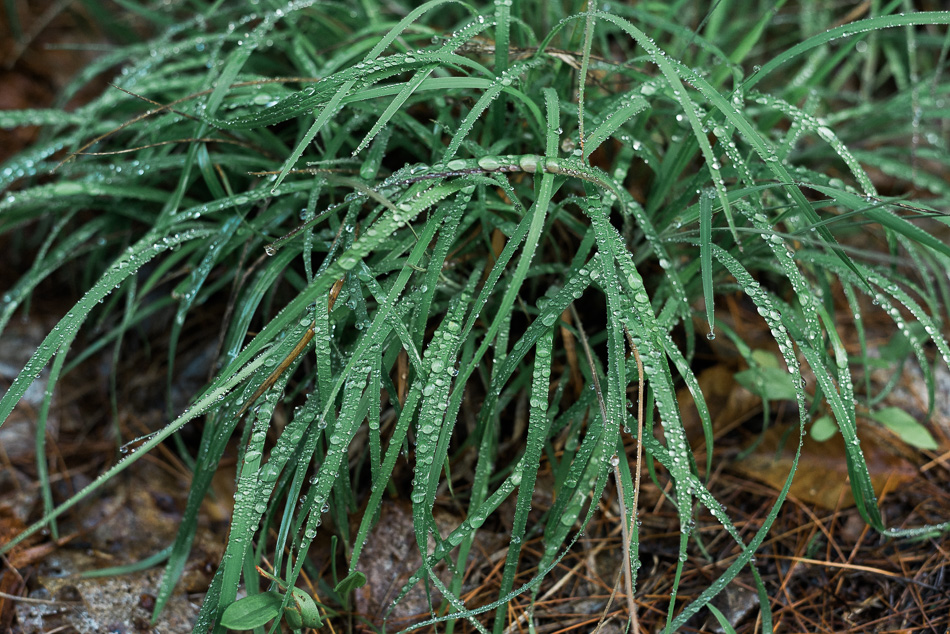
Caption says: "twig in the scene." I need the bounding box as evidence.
[568,304,640,632]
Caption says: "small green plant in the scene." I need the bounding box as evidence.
[2,1,949,632]
[221,567,325,632]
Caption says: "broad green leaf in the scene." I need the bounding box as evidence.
[871,407,939,451]
[220,592,282,630]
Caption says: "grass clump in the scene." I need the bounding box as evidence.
[2,1,950,632]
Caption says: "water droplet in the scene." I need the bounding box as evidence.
[477,156,502,171]
[518,154,541,173]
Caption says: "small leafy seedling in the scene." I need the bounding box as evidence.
[870,407,939,451]
[220,567,323,632]
[734,349,798,402]
[333,570,367,598]
[810,415,838,442]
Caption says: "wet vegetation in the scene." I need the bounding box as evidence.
[2,1,950,632]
